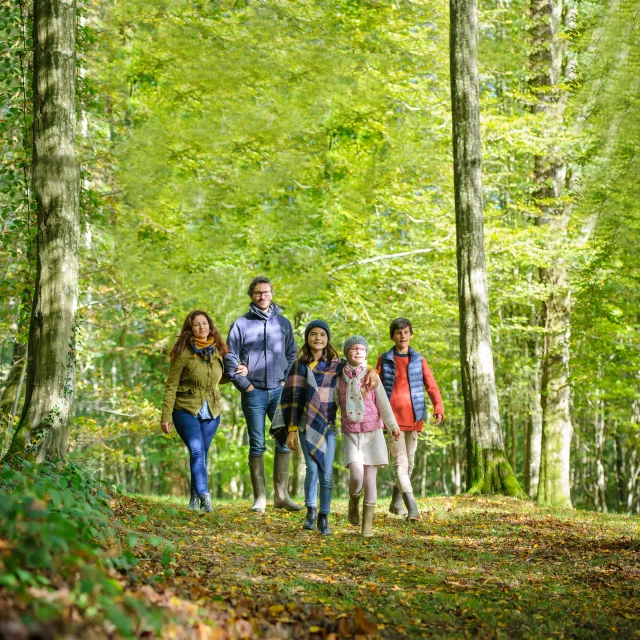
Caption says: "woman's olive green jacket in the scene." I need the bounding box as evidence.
[161,349,228,423]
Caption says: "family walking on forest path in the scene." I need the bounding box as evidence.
[160,276,444,537]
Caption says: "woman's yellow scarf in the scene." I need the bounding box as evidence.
[191,337,216,362]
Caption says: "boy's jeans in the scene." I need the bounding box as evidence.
[241,386,290,457]
[299,427,337,515]
[389,430,419,493]
[173,410,220,495]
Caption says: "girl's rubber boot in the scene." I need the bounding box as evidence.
[389,486,407,516]
[188,490,199,510]
[248,455,267,513]
[303,506,317,530]
[348,491,362,526]
[402,492,420,521]
[317,512,331,536]
[273,451,302,511]
[361,501,375,537]
[199,493,213,513]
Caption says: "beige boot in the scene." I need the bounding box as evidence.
[248,456,267,513]
[273,451,302,511]
[348,491,362,526]
[361,501,375,537]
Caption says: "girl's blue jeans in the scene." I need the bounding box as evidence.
[172,409,220,495]
[299,427,336,515]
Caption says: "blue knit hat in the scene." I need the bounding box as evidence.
[343,335,368,357]
[305,320,331,342]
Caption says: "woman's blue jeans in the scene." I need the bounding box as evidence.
[299,427,336,515]
[173,410,220,495]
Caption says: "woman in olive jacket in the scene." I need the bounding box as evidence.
[161,310,230,512]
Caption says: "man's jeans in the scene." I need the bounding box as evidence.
[173,410,220,495]
[299,427,336,515]
[241,386,289,457]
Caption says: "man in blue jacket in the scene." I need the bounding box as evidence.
[226,276,300,513]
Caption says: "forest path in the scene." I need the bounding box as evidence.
[115,493,640,638]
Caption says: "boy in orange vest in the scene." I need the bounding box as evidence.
[376,318,444,519]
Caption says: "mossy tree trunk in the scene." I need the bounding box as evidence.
[6,0,79,462]
[530,0,574,509]
[449,0,524,496]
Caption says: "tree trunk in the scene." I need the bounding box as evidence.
[530,0,575,509]
[449,0,523,496]
[6,0,79,462]
[523,325,543,498]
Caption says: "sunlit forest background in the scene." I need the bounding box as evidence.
[2,0,639,512]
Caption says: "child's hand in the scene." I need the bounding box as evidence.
[286,431,299,451]
[361,368,379,395]
[391,427,401,440]
[434,413,443,425]
[236,364,248,376]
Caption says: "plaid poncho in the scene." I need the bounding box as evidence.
[270,358,342,472]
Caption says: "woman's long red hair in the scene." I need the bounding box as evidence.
[169,310,229,361]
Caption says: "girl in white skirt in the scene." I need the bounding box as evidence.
[336,335,400,537]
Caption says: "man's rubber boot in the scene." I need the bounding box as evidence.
[273,451,302,511]
[317,512,331,536]
[389,485,407,516]
[402,492,420,521]
[199,493,213,513]
[362,501,375,538]
[303,506,317,530]
[188,490,199,510]
[248,455,267,513]
[348,491,362,526]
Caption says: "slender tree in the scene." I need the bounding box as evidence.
[6,0,79,462]
[530,0,574,508]
[449,0,523,495]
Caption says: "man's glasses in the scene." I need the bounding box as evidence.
[253,291,272,298]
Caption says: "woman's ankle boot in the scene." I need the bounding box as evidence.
[348,491,362,526]
[303,506,317,530]
[199,493,213,513]
[317,512,331,536]
[188,490,199,510]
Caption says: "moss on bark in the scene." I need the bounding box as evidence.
[467,443,527,498]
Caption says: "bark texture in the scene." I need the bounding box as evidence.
[530,0,574,508]
[449,0,523,496]
[7,0,79,462]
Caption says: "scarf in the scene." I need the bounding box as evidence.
[342,363,367,422]
[270,358,342,472]
[191,337,216,362]
[249,302,276,321]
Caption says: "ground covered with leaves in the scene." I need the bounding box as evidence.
[115,494,640,638]
[2,484,640,638]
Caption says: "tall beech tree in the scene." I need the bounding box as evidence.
[530,0,574,508]
[7,0,79,461]
[449,0,522,495]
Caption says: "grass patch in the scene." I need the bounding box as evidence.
[115,493,640,638]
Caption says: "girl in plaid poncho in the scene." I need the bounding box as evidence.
[271,321,378,536]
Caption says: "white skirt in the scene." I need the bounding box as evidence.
[343,429,389,467]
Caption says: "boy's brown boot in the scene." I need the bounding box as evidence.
[361,501,375,537]
[402,492,420,521]
[348,491,362,526]
[389,486,407,515]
